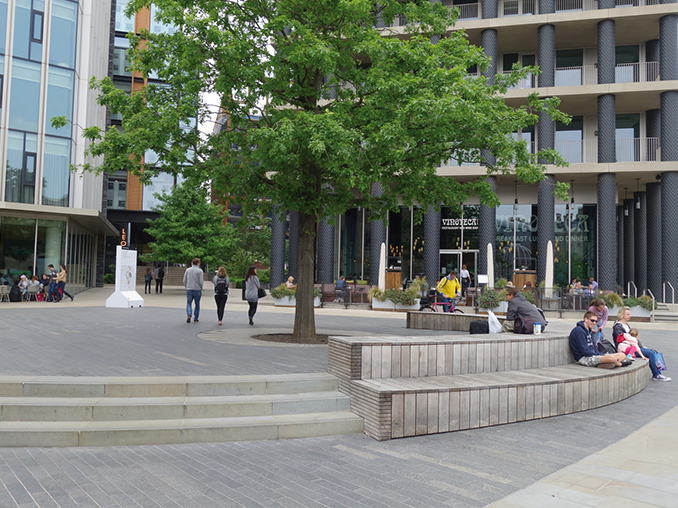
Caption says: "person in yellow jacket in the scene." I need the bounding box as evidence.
[436,271,461,312]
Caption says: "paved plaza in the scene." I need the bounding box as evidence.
[0,288,676,507]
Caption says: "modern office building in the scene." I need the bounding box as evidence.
[268,0,678,301]
[0,0,117,292]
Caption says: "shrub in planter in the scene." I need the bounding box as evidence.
[520,290,535,305]
[103,273,114,284]
[637,294,657,311]
[478,289,506,309]
[270,284,321,299]
[623,296,638,308]
[369,286,418,306]
[603,292,624,309]
[495,278,508,289]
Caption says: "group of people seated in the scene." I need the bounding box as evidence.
[1,264,73,303]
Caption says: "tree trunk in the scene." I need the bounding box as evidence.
[293,212,318,342]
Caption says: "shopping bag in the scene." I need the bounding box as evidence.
[487,311,503,334]
[655,351,667,371]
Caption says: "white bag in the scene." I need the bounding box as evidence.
[487,311,502,334]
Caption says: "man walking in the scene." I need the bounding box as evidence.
[153,263,165,294]
[47,264,58,302]
[183,258,204,323]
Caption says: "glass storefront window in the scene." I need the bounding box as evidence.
[554,204,596,287]
[388,207,410,277]
[42,136,71,206]
[8,59,41,132]
[412,206,424,277]
[440,208,462,250]
[5,131,38,204]
[36,219,65,276]
[0,216,36,279]
[45,67,74,136]
[49,0,77,69]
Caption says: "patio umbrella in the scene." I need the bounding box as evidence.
[545,240,554,298]
[378,242,386,292]
[487,243,494,289]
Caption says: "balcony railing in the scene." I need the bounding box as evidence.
[389,0,660,26]
[543,62,659,88]
[555,137,659,164]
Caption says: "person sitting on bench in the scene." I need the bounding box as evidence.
[502,286,545,333]
[334,275,347,302]
[570,311,629,369]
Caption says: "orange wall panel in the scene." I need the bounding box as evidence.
[127,172,144,211]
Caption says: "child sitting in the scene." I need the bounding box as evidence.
[618,328,647,360]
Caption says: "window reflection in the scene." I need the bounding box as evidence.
[49,0,77,69]
[5,131,38,204]
[42,136,70,206]
[8,59,41,131]
[45,67,74,136]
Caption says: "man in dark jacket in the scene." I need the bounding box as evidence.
[502,286,546,333]
[569,311,628,368]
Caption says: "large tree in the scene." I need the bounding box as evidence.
[75,0,568,341]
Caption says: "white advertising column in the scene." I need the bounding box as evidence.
[106,245,144,308]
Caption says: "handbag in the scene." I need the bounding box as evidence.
[257,287,266,298]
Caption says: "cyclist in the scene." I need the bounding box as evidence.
[436,271,461,312]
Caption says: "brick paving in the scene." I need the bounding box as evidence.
[0,291,676,507]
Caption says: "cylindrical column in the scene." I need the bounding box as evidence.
[661,91,678,161]
[647,39,660,64]
[317,216,335,284]
[598,0,615,8]
[646,182,662,301]
[538,111,554,165]
[662,172,678,296]
[478,176,497,276]
[634,192,647,293]
[597,174,617,291]
[538,24,555,87]
[623,199,635,290]
[269,207,287,288]
[370,183,387,285]
[598,95,616,163]
[537,176,555,283]
[288,210,299,279]
[539,0,555,14]
[45,225,62,269]
[660,15,678,81]
[424,205,441,286]
[597,20,615,85]
[481,29,497,85]
[482,0,498,19]
[617,205,624,289]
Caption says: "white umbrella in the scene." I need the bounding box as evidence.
[378,242,386,292]
[545,240,554,298]
[487,243,494,289]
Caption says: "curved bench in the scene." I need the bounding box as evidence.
[328,334,650,441]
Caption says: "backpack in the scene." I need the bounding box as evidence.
[215,277,229,295]
[158,268,165,279]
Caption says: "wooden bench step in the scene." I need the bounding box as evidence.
[350,361,650,440]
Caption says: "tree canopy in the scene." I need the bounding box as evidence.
[76,0,568,340]
[143,182,237,268]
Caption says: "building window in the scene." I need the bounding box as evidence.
[0,0,8,54]
[5,131,38,204]
[49,0,78,69]
[31,10,43,42]
[42,136,71,206]
[0,216,37,278]
[115,0,135,32]
[44,67,74,137]
[8,58,41,132]
[108,171,128,210]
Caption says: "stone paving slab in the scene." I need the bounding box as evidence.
[0,289,675,507]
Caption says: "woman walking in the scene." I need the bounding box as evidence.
[56,264,74,302]
[213,267,229,325]
[144,267,153,294]
[244,266,260,326]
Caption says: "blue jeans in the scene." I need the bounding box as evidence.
[186,290,202,319]
[440,295,451,313]
[639,348,661,377]
[48,282,56,301]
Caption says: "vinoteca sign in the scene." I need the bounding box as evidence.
[441,218,479,230]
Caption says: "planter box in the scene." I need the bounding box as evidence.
[273,296,321,308]
[629,305,652,322]
[372,298,420,312]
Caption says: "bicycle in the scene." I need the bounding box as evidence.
[419,294,464,313]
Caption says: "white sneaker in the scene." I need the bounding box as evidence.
[652,374,671,382]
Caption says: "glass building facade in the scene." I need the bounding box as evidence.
[0,0,115,290]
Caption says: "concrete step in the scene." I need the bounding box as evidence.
[0,391,351,422]
[0,411,364,447]
[0,373,338,398]
[0,373,363,446]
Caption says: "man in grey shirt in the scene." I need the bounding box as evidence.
[183,258,204,323]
